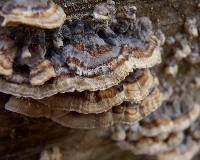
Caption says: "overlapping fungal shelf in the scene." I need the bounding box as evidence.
[109,2,200,160]
[111,91,200,160]
[0,0,163,129]
[1,0,200,160]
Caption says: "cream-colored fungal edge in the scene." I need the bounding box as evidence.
[114,87,163,125]
[117,132,184,155]
[157,139,200,160]
[5,88,163,129]
[0,40,161,99]
[0,1,66,29]
[37,70,156,114]
[137,103,200,137]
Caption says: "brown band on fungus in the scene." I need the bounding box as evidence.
[60,40,160,77]
[111,88,162,124]
[0,0,66,29]
[5,87,162,129]
[118,132,184,155]
[133,99,200,137]
[0,44,161,99]
[53,19,161,78]
[30,59,56,86]
[37,69,156,114]
[157,137,199,160]
[0,5,162,96]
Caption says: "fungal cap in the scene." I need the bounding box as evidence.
[118,132,183,155]
[30,60,56,86]
[157,138,199,160]
[5,87,162,129]
[138,98,200,137]
[0,37,161,99]
[38,69,156,114]
[0,0,66,29]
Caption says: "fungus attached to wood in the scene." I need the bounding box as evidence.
[0,0,66,29]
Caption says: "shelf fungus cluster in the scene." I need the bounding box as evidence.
[0,0,163,129]
[111,93,200,160]
[165,16,200,78]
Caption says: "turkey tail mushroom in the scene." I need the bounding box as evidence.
[132,98,200,137]
[38,69,157,114]
[5,87,162,129]
[0,20,161,98]
[118,132,184,155]
[0,0,66,29]
[157,137,199,160]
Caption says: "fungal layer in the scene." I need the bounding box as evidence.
[128,96,200,137]
[0,0,161,99]
[37,69,157,114]
[113,129,200,160]
[118,132,184,155]
[110,89,200,159]
[157,136,199,160]
[5,87,162,129]
[0,0,163,131]
[0,0,66,29]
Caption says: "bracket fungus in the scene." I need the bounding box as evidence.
[0,0,163,134]
[157,136,199,160]
[5,87,162,129]
[115,130,200,160]
[30,59,56,86]
[126,96,200,138]
[0,0,66,29]
[0,0,161,100]
[111,92,200,159]
[36,69,157,114]
[118,132,184,155]
[1,0,200,159]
